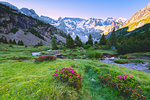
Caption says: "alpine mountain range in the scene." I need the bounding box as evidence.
[0,1,127,42]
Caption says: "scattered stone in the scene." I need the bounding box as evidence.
[91,78,96,82]
[32,52,41,56]
[47,49,52,51]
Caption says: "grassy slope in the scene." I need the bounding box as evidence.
[0,44,50,60]
[0,44,150,100]
[120,12,150,31]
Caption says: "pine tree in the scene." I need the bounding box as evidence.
[18,40,21,45]
[74,35,82,47]
[0,37,3,43]
[51,38,58,50]
[20,40,24,45]
[9,39,12,44]
[99,34,107,45]
[38,41,43,46]
[3,37,8,44]
[94,41,98,45]
[12,39,16,44]
[18,40,24,45]
[110,28,116,46]
[66,34,74,49]
[86,34,93,46]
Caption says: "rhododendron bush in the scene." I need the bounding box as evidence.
[34,55,57,62]
[53,67,83,90]
[99,74,148,100]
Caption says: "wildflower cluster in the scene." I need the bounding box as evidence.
[34,55,57,62]
[53,67,83,90]
[99,74,148,100]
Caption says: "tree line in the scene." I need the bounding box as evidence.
[0,36,24,45]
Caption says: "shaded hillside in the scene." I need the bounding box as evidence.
[0,3,66,46]
[116,23,150,54]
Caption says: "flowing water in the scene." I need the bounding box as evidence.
[101,57,150,73]
[73,57,150,73]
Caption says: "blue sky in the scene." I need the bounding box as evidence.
[1,0,150,19]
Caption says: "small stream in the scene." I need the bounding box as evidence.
[74,58,150,73]
[31,50,150,73]
[100,58,150,73]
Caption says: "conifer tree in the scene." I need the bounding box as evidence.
[9,39,12,44]
[110,28,116,46]
[3,37,8,44]
[18,40,24,45]
[12,39,16,44]
[86,34,93,46]
[0,37,3,43]
[74,35,82,47]
[66,34,74,49]
[51,38,58,50]
[99,34,107,45]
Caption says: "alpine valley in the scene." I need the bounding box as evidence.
[0,1,150,44]
[1,1,150,100]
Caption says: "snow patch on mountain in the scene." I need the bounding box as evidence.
[0,1,128,42]
[0,1,20,12]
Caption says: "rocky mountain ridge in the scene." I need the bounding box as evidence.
[0,3,66,46]
[0,1,127,42]
[120,3,150,31]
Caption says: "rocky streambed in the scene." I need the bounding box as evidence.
[100,57,150,73]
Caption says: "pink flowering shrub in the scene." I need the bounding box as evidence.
[34,55,57,62]
[99,74,148,100]
[53,67,83,90]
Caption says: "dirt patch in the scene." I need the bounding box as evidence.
[131,55,150,59]
[7,57,29,60]
[102,53,118,58]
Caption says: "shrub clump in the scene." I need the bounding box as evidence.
[99,74,148,100]
[53,67,83,90]
[34,55,57,62]
[87,51,103,59]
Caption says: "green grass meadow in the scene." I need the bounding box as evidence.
[0,44,150,100]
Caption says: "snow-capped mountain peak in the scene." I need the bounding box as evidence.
[0,1,20,12]
[20,8,39,19]
[0,1,128,42]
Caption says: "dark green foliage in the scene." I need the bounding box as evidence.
[9,44,13,48]
[116,27,150,54]
[109,28,116,46]
[9,39,12,44]
[0,20,11,27]
[94,41,99,49]
[24,45,28,48]
[87,51,103,59]
[11,28,18,34]
[86,34,93,46]
[18,40,24,45]
[74,35,82,47]
[4,37,8,44]
[35,41,43,47]
[0,36,7,43]
[12,39,16,44]
[82,44,91,49]
[113,59,144,64]
[66,34,74,49]
[120,55,128,59]
[99,34,107,45]
[94,41,98,45]
[28,28,44,40]
[51,38,58,50]
[115,24,150,54]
